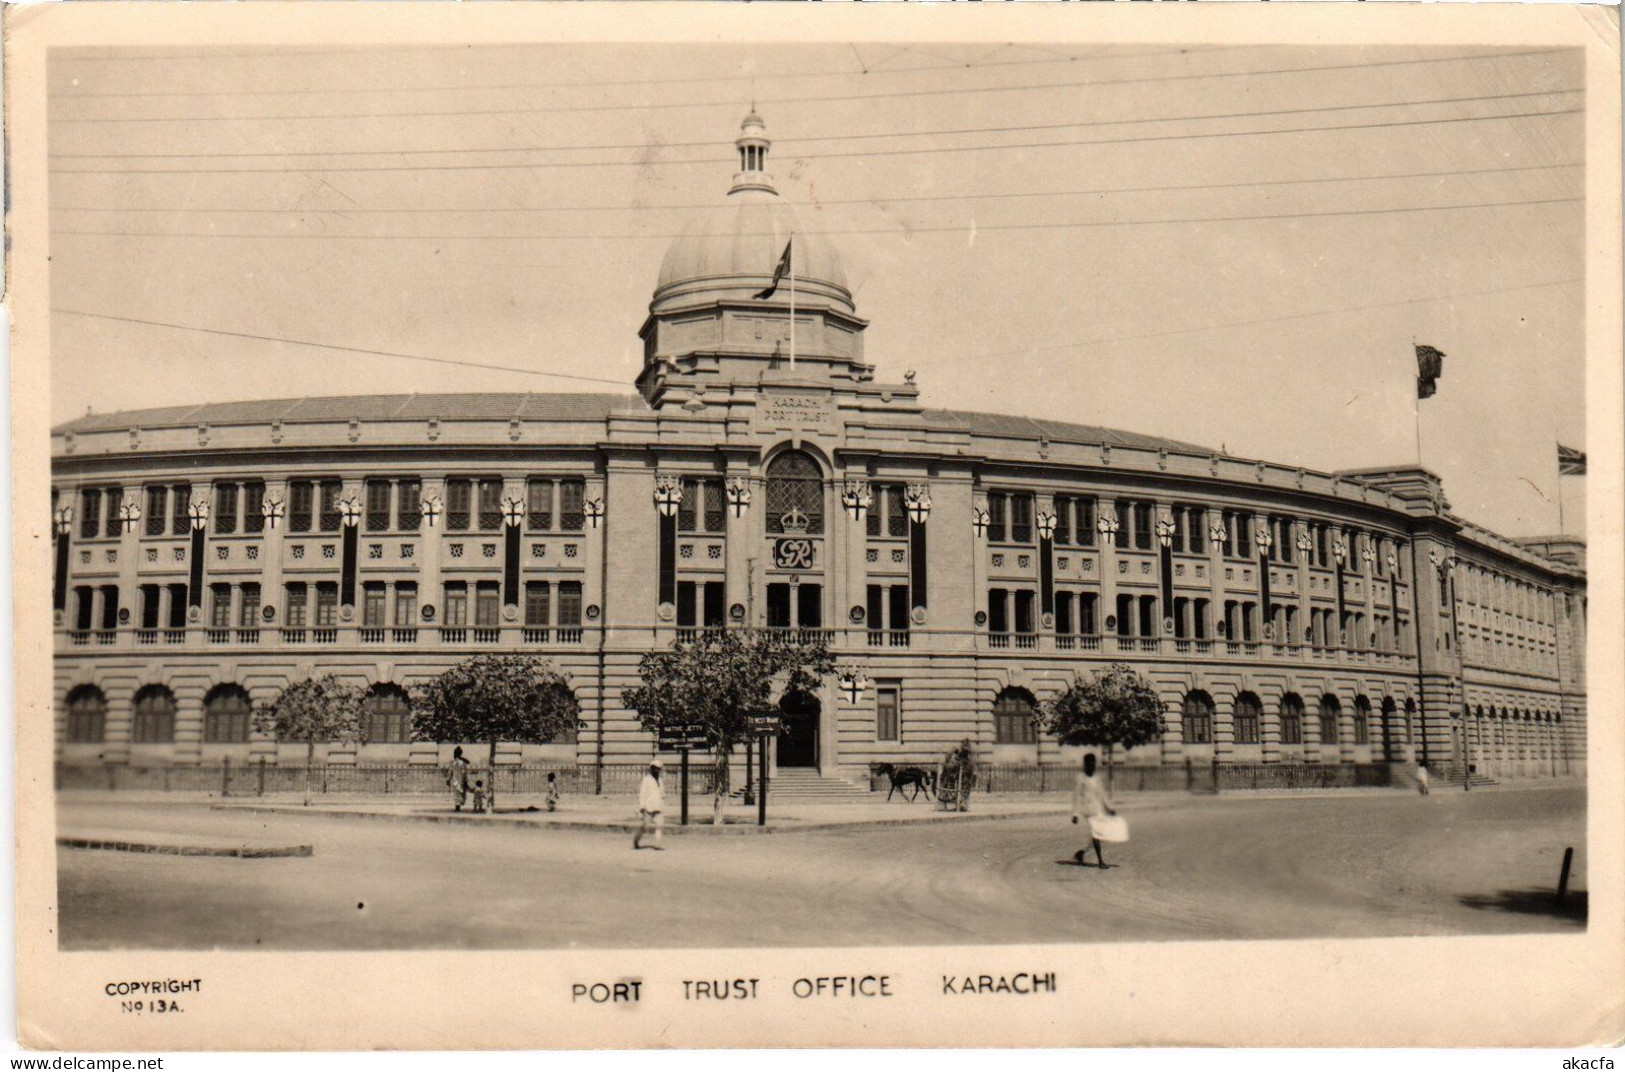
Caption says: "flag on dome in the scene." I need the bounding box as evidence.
[754,239,792,300]
[1557,443,1587,476]
[1415,344,1445,399]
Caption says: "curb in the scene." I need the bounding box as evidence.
[209,803,1072,835]
[58,834,313,858]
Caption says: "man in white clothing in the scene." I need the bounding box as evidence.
[634,760,666,850]
[1071,753,1117,869]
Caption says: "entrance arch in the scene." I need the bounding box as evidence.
[777,690,821,768]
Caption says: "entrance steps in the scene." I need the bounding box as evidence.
[758,768,873,803]
[1430,766,1499,789]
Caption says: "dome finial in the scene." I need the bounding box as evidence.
[731,109,775,196]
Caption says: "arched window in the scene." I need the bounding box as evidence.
[764,450,824,535]
[1232,692,1261,745]
[361,683,412,744]
[1352,696,1371,745]
[203,685,252,744]
[1279,693,1305,745]
[1403,697,1416,744]
[65,685,107,744]
[993,687,1037,744]
[132,685,177,744]
[1318,694,1341,747]
[1182,690,1214,745]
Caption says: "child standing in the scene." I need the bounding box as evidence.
[546,772,561,812]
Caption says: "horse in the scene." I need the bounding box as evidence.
[872,763,937,802]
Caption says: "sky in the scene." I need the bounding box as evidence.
[46,42,1586,539]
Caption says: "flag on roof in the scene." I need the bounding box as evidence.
[1416,344,1445,400]
[1557,443,1587,476]
[753,239,793,300]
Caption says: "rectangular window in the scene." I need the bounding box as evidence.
[1281,708,1303,745]
[104,488,123,538]
[888,584,910,632]
[1075,498,1097,548]
[171,483,192,536]
[240,583,261,628]
[477,479,503,531]
[987,589,1008,634]
[703,479,725,533]
[80,489,101,539]
[210,583,233,628]
[1080,592,1099,635]
[703,581,726,628]
[1053,496,1073,546]
[318,481,343,532]
[676,580,698,628]
[365,480,392,532]
[876,684,900,742]
[242,482,265,534]
[766,583,791,629]
[166,584,188,629]
[397,479,422,531]
[796,583,822,629]
[73,587,93,631]
[524,582,551,627]
[557,582,583,627]
[1192,597,1209,640]
[289,481,314,533]
[286,583,308,628]
[1133,502,1153,551]
[1236,514,1253,559]
[475,582,501,626]
[445,479,472,531]
[314,583,339,626]
[528,479,554,531]
[1114,501,1130,549]
[867,584,884,629]
[214,483,238,535]
[362,583,387,627]
[678,479,699,533]
[99,585,120,630]
[1055,591,1074,635]
[140,584,161,629]
[145,487,168,537]
[395,582,418,627]
[986,493,1007,543]
[1014,590,1035,634]
[1188,508,1206,554]
[1171,506,1187,554]
[560,479,586,531]
[1010,493,1034,544]
[1139,595,1157,637]
[443,583,468,627]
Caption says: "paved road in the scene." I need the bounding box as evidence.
[57,785,1585,949]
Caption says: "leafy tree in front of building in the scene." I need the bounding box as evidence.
[412,653,581,812]
[1035,662,1164,781]
[622,630,836,823]
[254,674,363,805]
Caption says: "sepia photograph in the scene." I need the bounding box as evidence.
[9,2,1622,1052]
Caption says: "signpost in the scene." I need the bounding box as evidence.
[657,723,709,826]
[747,714,782,827]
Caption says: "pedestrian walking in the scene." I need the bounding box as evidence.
[1416,761,1431,796]
[546,771,561,812]
[446,746,471,812]
[633,760,665,850]
[1071,753,1120,869]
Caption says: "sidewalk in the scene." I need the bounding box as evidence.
[58,828,314,857]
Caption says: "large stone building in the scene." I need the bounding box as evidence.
[51,115,1586,785]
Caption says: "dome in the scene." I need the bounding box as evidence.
[652,115,853,316]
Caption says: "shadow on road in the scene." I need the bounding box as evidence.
[1457,887,1587,924]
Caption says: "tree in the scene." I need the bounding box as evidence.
[622,630,836,823]
[411,654,581,811]
[254,675,362,806]
[1035,662,1164,782]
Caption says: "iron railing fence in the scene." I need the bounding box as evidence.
[55,762,725,798]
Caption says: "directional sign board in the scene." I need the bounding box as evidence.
[747,716,783,736]
[657,723,710,751]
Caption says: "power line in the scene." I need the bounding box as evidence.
[914,278,1584,371]
[48,48,1569,125]
[52,309,634,387]
[49,105,1584,176]
[49,87,1579,161]
[50,162,1582,216]
[51,195,1582,242]
[50,44,1218,100]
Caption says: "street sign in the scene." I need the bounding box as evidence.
[747,716,782,736]
[657,722,710,751]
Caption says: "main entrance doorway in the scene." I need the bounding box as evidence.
[777,690,820,768]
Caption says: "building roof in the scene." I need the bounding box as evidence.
[53,392,1209,453]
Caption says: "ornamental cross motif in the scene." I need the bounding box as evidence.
[54,506,74,535]
[1254,524,1273,553]
[1208,520,1227,544]
[654,475,683,518]
[839,480,872,523]
[119,501,143,533]
[726,477,752,519]
[1099,512,1122,537]
[501,496,526,528]
[1155,517,1177,548]
[971,507,990,539]
[187,498,211,529]
[338,496,364,527]
[903,484,931,525]
[1332,539,1348,564]
[261,497,286,529]
[1385,551,1398,571]
[1361,542,1376,564]
[583,498,605,529]
[1296,530,1314,553]
[420,496,444,527]
[837,668,870,705]
[1036,511,1057,541]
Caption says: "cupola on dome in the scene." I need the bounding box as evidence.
[653,113,852,316]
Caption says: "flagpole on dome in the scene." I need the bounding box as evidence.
[789,231,796,371]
